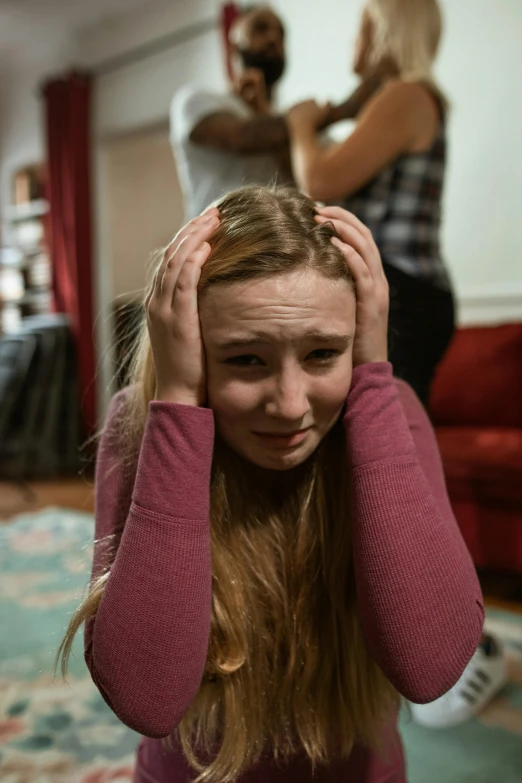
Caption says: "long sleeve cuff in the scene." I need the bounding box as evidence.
[343,362,416,468]
[132,402,215,520]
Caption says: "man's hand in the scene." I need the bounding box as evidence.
[235,68,270,114]
[287,100,332,131]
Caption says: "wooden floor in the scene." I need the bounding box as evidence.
[1,478,522,614]
[0,477,94,520]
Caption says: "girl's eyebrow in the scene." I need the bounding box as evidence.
[215,331,353,351]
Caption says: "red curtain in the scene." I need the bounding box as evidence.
[222,3,241,78]
[43,72,96,435]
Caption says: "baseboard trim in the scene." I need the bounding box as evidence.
[457,284,522,326]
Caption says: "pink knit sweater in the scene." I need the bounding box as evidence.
[86,362,483,783]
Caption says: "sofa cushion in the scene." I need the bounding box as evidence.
[430,323,522,427]
[450,499,522,572]
[436,426,522,503]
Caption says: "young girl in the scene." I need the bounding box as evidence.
[60,187,483,782]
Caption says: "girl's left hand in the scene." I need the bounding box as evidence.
[315,205,389,367]
[287,99,331,130]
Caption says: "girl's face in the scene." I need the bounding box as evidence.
[353,9,375,77]
[200,269,356,471]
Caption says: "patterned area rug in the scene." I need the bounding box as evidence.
[1,508,521,783]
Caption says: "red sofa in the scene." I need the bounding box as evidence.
[429,323,522,574]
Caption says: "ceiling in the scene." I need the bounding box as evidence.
[0,0,153,68]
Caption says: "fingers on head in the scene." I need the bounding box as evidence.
[315,207,373,242]
[331,237,373,288]
[173,242,211,298]
[319,216,368,257]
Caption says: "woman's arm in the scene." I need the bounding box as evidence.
[287,81,435,201]
[344,363,484,703]
[85,391,215,738]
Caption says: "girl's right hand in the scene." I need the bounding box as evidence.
[146,208,220,406]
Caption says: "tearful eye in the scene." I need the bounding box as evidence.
[225,355,263,367]
[307,349,339,362]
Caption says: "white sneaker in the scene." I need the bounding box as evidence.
[409,634,508,728]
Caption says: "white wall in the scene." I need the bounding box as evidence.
[0,0,227,416]
[78,0,225,413]
[437,0,522,303]
[104,127,184,300]
[0,63,49,243]
[0,12,77,242]
[0,0,224,233]
[273,0,522,320]
[78,0,225,138]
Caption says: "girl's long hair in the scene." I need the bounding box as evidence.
[58,186,399,782]
[366,0,447,106]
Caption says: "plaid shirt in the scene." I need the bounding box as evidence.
[342,124,451,290]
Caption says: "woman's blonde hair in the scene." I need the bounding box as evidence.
[366,0,445,97]
[58,186,398,782]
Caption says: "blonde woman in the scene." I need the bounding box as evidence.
[287,0,454,409]
[60,187,483,782]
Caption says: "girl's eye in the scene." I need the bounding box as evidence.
[225,355,263,367]
[307,349,339,362]
[224,350,340,367]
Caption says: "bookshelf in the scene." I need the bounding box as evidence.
[0,167,52,335]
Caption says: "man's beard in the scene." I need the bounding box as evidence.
[238,49,285,87]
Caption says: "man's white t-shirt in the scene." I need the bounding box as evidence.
[170,86,282,219]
